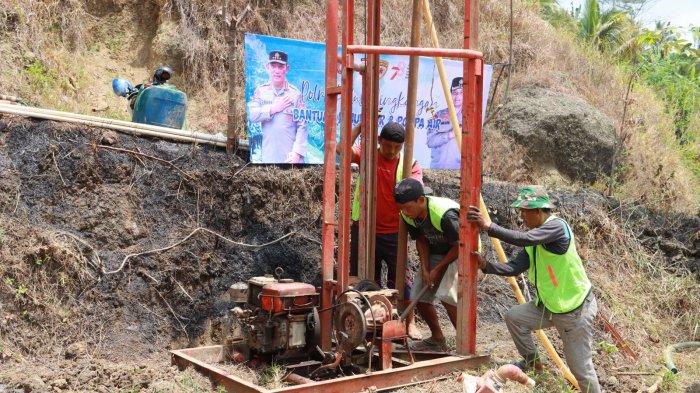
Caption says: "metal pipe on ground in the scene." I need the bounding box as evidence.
[0,103,249,149]
[282,373,314,386]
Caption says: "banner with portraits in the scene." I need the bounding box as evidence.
[244,33,492,168]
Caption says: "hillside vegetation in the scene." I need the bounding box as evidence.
[1,0,698,212]
[0,1,699,392]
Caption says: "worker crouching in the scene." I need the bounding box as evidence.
[468,186,601,393]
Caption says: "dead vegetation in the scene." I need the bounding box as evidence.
[1,0,696,212]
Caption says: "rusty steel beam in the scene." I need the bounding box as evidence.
[174,345,488,393]
[320,0,341,351]
[454,0,482,355]
[171,346,266,393]
[455,58,479,356]
[347,45,482,59]
[268,355,489,393]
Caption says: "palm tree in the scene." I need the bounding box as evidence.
[577,0,637,54]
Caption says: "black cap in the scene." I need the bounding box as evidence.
[268,50,288,65]
[379,122,405,143]
[394,178,433,204]
[451,77,463,92]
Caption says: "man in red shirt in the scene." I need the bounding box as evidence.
[337,122,423,339]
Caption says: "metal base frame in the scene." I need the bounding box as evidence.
[171,345,490,393]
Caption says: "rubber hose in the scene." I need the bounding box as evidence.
[664,341,700,374]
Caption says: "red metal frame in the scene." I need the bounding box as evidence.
[337,2,484,357]
[171,345,489,393]
[172,0,487,390]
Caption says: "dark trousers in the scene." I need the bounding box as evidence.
[350,223,411,296]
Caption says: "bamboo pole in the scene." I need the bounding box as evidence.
[479,196,580,389]
[421,0,463,148]
[417,2,578,385]
[0,104,228,147]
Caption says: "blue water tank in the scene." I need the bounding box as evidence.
[132,85,187,129]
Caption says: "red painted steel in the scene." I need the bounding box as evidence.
[267,355,490,393]
[171,0,489,391]
[337,0,355,294]
[347,45,482,59]
[171,347,264,393]
[172,345,488,393]
[320,0,340,351]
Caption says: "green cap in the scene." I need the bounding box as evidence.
[510,186,555,209]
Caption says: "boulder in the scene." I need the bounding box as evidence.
[494,87,617,183]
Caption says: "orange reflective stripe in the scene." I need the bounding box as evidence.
[546,264,559,287]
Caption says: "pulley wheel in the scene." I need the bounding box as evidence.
[367,294,393,328]
[334,301,367,352]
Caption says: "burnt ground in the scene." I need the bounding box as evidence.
[0,115,698,392]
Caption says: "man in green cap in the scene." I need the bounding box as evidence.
[467,186,601,393]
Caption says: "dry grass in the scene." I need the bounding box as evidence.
[0,0,697,211]
[574,208,700,371]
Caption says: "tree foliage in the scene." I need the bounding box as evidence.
[537,0,699,155]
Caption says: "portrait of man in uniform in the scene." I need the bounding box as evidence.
[248,50,308,164]
[426,77,463,169]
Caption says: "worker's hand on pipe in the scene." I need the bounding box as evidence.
[467,206,492,231]
[472,251,487,270]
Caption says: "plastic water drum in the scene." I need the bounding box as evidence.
[132,85,187,129]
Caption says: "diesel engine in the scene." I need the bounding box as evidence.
[227,273,320,361]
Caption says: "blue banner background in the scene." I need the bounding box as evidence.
[245,33,492,168]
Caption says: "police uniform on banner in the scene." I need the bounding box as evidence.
[248,50,308,163]
[427,77,462,169]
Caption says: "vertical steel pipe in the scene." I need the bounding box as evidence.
[361,0,381,282]
[320,0,340,351]
[358,7,370,279]
[338,0,356,294]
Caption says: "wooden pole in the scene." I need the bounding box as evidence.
[396,0,423,301]
[421,0,463,148]
[225,0,237,155]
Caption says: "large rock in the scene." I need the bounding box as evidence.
[494,87,617,183]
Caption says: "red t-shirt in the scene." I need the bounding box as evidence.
[352,146,423,234]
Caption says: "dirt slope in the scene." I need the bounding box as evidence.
[0,116,698,392]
